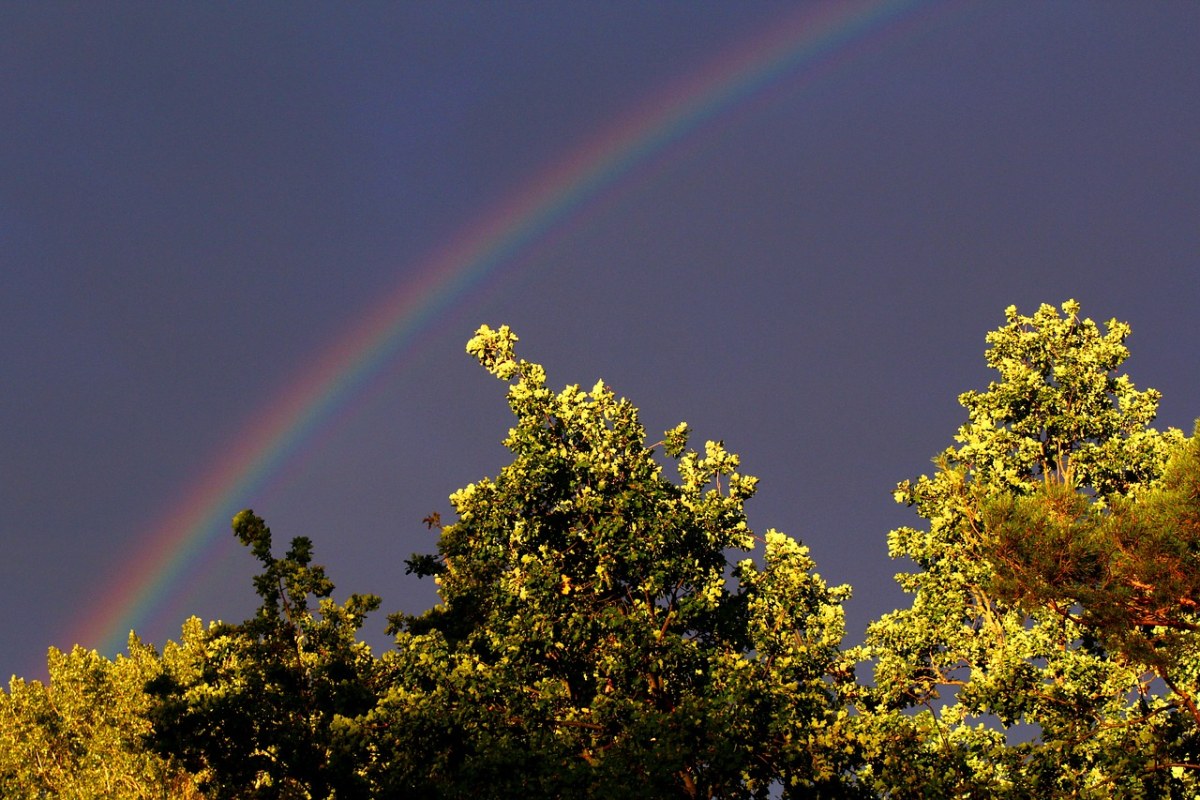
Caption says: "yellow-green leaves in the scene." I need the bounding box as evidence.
[385,325,855,796]
[146,513,384,799]
[861,300,1197,797]
[466,323,521,380]
[0,638,203,799]
[663,421,690,458]
[19,307,1194,797]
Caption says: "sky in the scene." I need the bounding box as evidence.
[2,1,1198,683]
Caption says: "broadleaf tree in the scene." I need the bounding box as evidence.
[855,301,1197,797]
[146,511,383,799]
[361,324,857,798]
[0,636,203,799]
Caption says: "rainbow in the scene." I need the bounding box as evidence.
[67,0,944,659]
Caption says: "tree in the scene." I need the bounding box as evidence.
[0,636,202,799]
[983,425,1200,755]
[856,301,1196,797]
[361,324,856,798]
[146,511,382,800]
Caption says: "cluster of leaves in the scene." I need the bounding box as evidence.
[986,436,1200,668]
[4,303,1199,798]
[0,635,203,799]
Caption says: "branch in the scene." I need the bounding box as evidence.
[1161,672,1200,729]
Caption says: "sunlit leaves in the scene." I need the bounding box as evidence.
[859,300,1198,796]
[6,304,1197,797]
[0,636,202,799]
[379,324,854,797]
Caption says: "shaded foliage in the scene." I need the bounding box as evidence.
[145,512,382,799]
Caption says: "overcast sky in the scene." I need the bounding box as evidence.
[3,2,1198,682]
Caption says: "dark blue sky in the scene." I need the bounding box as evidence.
[3,2,1198,682]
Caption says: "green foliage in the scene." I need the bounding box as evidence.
[857,300,1197,796]
[6,304,1199,798]
[985,429,1200,658]
[146,512,382,799]
[0,636,202,799]
[368,324,856,798]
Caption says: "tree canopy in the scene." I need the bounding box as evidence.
[0,635,203,799]
[366,323,854,797]
[3,301,1198,798]
[857,301,1196,797]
